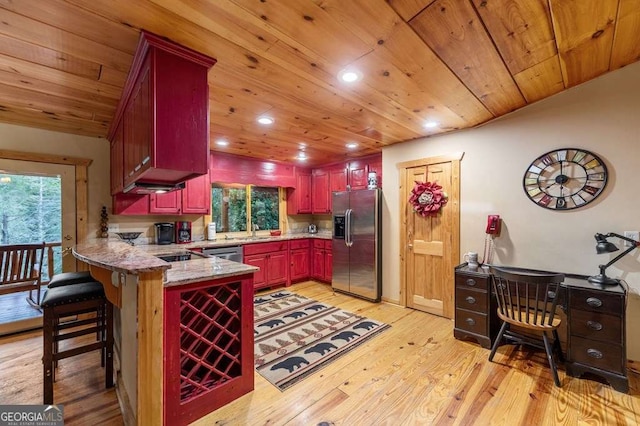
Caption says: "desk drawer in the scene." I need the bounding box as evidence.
[455,274,489,291]
[455,309,487,335]
[570,336,624,374]
[569,290,623,315]
[571,310,622,343]
[455,288,488,311]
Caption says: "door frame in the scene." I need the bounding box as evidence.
[0,149,92,269]
[397,152,463,316]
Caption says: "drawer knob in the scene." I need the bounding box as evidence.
[586,297,603,308]
[587,320,603,331]
[587,348,604,359]
[465,296,476,304]
[465,318,476,326]
[465,278,476,287]
[547,291,556,299]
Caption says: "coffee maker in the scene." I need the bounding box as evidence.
[175,221,192,244]
[154,222,174,245]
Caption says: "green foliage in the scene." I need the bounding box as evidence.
[0,174,63,277]
[251,187,279,230]
[211,185,280,232]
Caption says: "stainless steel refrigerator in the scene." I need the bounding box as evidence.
[332,188,382,302]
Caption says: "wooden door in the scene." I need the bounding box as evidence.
[400,154,461,319]
[150,191,181,214]
[244,254,266,289]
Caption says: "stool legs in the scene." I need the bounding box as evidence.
[42,299,114,404]
[43,307,55,405]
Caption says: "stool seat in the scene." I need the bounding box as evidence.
[42,281,104,307]
[42,281,113,404]
[47,271,93,288]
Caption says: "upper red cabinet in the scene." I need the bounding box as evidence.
[287,170,312,215]
[109,31,216,195]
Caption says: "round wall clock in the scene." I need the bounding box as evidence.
[522,148,608,210]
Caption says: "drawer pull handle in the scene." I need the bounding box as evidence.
[465,296,476,304]
[587,320,603,331]
[465,318,476,326]
[586,297,603,308]
[466,279,476,287]
[587,349,604,359]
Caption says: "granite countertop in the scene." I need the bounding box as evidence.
[73,239,259,287]
[176,231,332,249]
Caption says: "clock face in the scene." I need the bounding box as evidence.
[522,148,608,210]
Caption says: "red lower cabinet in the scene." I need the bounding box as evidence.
[243,241,289,291]
[311,239,332,283]
[289,239,310,283]
[163,274,255,426]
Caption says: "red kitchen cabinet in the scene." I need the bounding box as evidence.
[289,239,310,283]
[109,31,215,193]
[110,120,124,195]
[348,159,368,190]
[150,190,181,214]
[181,173,211,214]
[311,239,332,283]
[244,241,289,291]
[114,175,210,215]
[328,166,347,212]
[311,169,330,214]
[244,254,267,288]
[287,171,312,214]
[163,274,254,426]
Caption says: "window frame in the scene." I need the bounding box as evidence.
[210,183,284,234]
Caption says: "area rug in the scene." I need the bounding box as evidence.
[254,290,390,390]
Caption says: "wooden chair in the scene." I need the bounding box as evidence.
[0,243,45,307]
[489,267,565,387]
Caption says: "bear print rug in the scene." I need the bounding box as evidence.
[254,291,390,390]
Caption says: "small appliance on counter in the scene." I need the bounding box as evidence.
[154,222,174,245]
[207,222,217,240]
[308,224,318,234]
[175,221,192,244]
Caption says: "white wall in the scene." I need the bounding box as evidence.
[382,60,640,359]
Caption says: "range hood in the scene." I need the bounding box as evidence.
[123,181,186,195]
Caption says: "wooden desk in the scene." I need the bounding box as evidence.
[454,264,629,393]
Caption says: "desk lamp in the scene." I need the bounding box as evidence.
[587,233,640,285]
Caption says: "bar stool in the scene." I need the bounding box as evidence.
[41,279,114,404]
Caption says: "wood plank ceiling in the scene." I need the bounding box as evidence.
[0,0,638,167]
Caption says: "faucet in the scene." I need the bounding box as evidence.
[251,223,259,237]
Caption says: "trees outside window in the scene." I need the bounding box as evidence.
[0,173,62,278]
[211,185,280,233]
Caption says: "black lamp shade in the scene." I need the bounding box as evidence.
[595,239,619,254]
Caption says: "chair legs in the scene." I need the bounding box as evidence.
[542,331,561,387]
[489,321,563,387]
[489,321,508,362]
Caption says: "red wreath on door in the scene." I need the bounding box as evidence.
[409,181,448,217]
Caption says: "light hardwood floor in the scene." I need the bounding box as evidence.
[1,281,638,425]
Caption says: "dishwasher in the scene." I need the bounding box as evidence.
[202,245,244,263]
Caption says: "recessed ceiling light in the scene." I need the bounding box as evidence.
[299,142,307,150]
[424,121,439,129]
[296,152,307,161]
[215,139,229,147]
[338,68,361,83]
[257,116,274,125]
[346,142,358,149]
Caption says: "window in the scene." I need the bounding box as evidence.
[211,185,280,233]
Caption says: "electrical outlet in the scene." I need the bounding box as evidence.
[623,231,639,247]
[108,223,120,233]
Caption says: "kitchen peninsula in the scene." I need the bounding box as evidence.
[73,239,258,426]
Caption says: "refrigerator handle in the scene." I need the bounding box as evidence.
[346,209,353,247]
